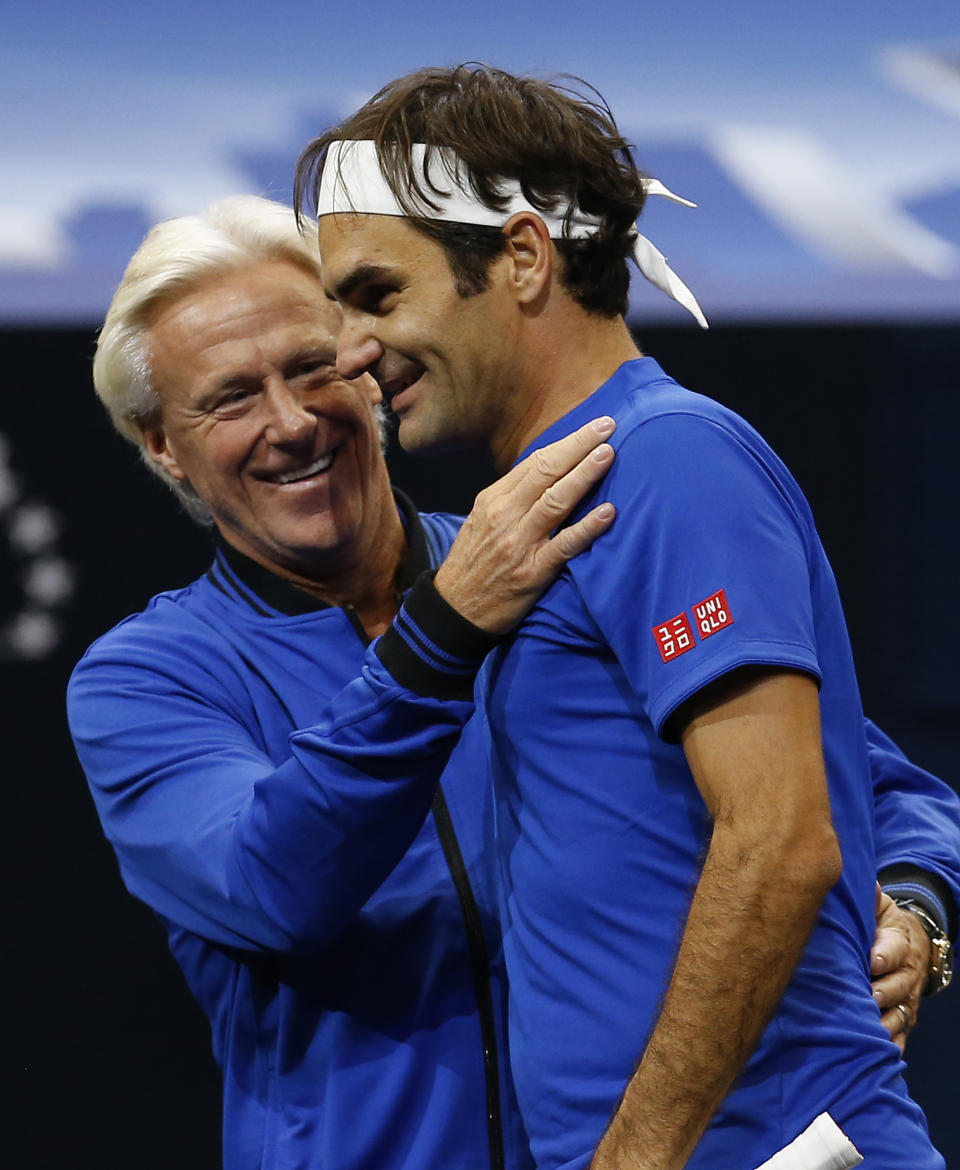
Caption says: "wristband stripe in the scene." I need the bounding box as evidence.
[376,571,502,700]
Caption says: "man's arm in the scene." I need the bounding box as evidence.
[69,419,616,951]
[868,719,960,927]
[864,717,959,1047]
[591,667,841,1170]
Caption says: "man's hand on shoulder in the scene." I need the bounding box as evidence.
[435,416,616,635]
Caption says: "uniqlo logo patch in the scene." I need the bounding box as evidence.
[652,612,696,663]
[692,589,733,639]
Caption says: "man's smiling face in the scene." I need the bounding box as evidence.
[142,257,393,577]
[318,212,521,457]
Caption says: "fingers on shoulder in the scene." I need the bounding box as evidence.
[524,416,616,481]
[544,502,617,564]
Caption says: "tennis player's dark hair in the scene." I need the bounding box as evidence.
[295,63,647,316]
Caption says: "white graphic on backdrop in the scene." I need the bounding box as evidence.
[0,433,75,660]
[710,126,959,277]
[0,23,957,322]
[881,45,960,121]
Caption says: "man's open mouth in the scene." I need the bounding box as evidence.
[383,367,425,408]
[267,452,335,485]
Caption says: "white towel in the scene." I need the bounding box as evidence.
[753,1113,863,1170]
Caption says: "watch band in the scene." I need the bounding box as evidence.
[894,898,955,996]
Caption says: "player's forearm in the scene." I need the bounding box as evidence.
[590,819,840,1170]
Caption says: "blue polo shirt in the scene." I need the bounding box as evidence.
[482,358,942,1169]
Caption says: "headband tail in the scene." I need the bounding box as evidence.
[631,232,709,329]
[642,177,698,209]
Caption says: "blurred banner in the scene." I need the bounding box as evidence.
[10,320,960,1169]
[2,2,958,325]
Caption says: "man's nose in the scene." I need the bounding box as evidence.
[262,378,316,448]
[336,317,384,382]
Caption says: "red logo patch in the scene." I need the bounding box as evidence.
[692,589,733,640]
[652,612,696,663]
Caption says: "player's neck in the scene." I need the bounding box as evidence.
[490,313,641,470]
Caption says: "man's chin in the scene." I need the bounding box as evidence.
[395,414,476,458]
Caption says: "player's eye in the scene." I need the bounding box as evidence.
[361,284,398,314]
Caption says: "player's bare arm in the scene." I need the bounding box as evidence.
[590,667,841,1170]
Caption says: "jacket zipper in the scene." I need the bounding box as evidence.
[344,604,506,1170]
[430,784,506,1170]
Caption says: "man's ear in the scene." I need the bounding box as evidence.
[501,212,553,305]
[142,423,187,481]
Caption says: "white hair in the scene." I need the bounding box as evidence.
[93,195,329,523]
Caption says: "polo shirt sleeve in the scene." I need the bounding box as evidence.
[572,410,822,739]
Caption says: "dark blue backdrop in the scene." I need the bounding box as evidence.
[10,321,959,1167]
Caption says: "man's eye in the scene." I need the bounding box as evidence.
[289,359,326,380]
[212,387,255,413]
[361,285,398,313]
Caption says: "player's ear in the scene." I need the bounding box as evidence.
[501,212,553,306]
[142,424,188,481]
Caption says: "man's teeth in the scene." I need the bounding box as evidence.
[274,453,334,484]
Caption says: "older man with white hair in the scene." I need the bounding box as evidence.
[70,193,619,1170]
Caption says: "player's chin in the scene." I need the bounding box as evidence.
[394,412,462,457]
[393,413,431,455]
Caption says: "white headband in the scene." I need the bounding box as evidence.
[317,140,708,329]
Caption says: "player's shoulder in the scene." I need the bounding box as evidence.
[610,389,768,492]
[617,365,755,449]
[70,573,218,678]
[602,361,797,504]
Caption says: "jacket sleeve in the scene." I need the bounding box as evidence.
[866,717,960,939]
[67,575,497,954]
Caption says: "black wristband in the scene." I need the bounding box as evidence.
[376,571,503,700]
